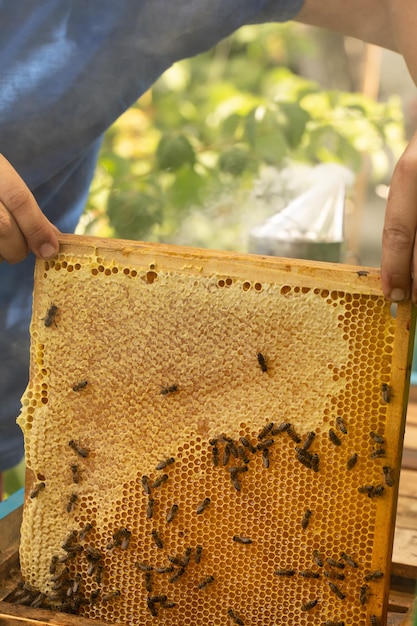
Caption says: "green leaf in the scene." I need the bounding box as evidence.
[218,145,252,176]
[156,134,196,171]
[168,167,207,209]
[106,189,163,240]
[275,101,310,149]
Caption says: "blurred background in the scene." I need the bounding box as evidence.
[75,22,415,267]
[3,22,417,499]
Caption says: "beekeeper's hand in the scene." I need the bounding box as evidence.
[0,154,59,264]
[381,134,417,302]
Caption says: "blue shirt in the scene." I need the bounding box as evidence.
[0,0,304,471]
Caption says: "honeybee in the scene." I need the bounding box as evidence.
[71,574,82,595]
[49,555,59,575]
[102,590,120,602]
[78,523,93,541]
[70,464,81,484]
[229,466,248,477]
[68,440,89,458]
[196,497,211,515]
[147,498,155,519]
[239,437,256,453]
[141,475,151,495]
[271,422,291,435]
[329,429,342,446]
[356,270,369,277]
[324,570,345,581]
[85,546,102,563]
[228,440,238,458]
[312,550,323,567]
[381,383,392,403]
[237,446,250,464]
[324,622,345,626]
[286,424,301,443]
[347,453,358,470]
[296,449,312,469]
[111,527,131,549]
[301,509,312,530]
[228,608,244,625]
[257,439,274,450]
[370,616,380,626]
[299,570,320,579]
[258,422,274,439]
[197,575,215,589]
[336,416,347,434]
[340,552,358,568]
[30,482,45,499]
[121,529,132,550]
[154,565,174,574]
[370,432,385,444]
[95,563,103,585]
[274,569,296,577]
[231,475,242,491]
[195,545,203,564]
[383,466,394,487]
[183,547,192,566]
[262,448,270,468]
[328,582,346,599]
[72,380,88,392]
[160,384,178,395]
[145,571,153,593]
[302,431,316,451]
[358,485,374,494]
[44,304,58,327]
[30,593,46,608]
[257,352,268,372]
[326,558,345,569]
[86,564,97,577]
[212,445,219,466]
[146,597,158,617]
[167,555,184,566]
[168,567,185,583]
[152,474,168,489]
[370,448,386,459]
[89,589,100,604]
[301,599,318,611]
[233,536,253,544]
[311,453,320,472]
[222,444,231,466]
[50,566,69,583]
[364,570,384,581]
[162,599,176,609]
[166,503,179,523]
[368,485,385,498]
[151,529,163,549]
[360,585,370,605]
[155,457,175,470]
[66,493,78,513]
[135,562,153,572]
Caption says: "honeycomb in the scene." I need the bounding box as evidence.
[17,234,415,626]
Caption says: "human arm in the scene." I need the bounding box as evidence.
[0,154,59,263]
[295,0,417,302]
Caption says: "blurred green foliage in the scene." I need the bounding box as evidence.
[82,23,406,250]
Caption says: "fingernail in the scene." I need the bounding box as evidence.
[40,243,58,258]
[390,288,405,302]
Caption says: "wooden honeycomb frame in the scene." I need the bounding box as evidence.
[17,234,416,626]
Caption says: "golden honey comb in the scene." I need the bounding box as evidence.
[17,234,415,626]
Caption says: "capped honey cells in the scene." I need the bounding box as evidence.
[17,236,415,626]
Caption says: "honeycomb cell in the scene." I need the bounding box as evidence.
[16,242,413,625]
